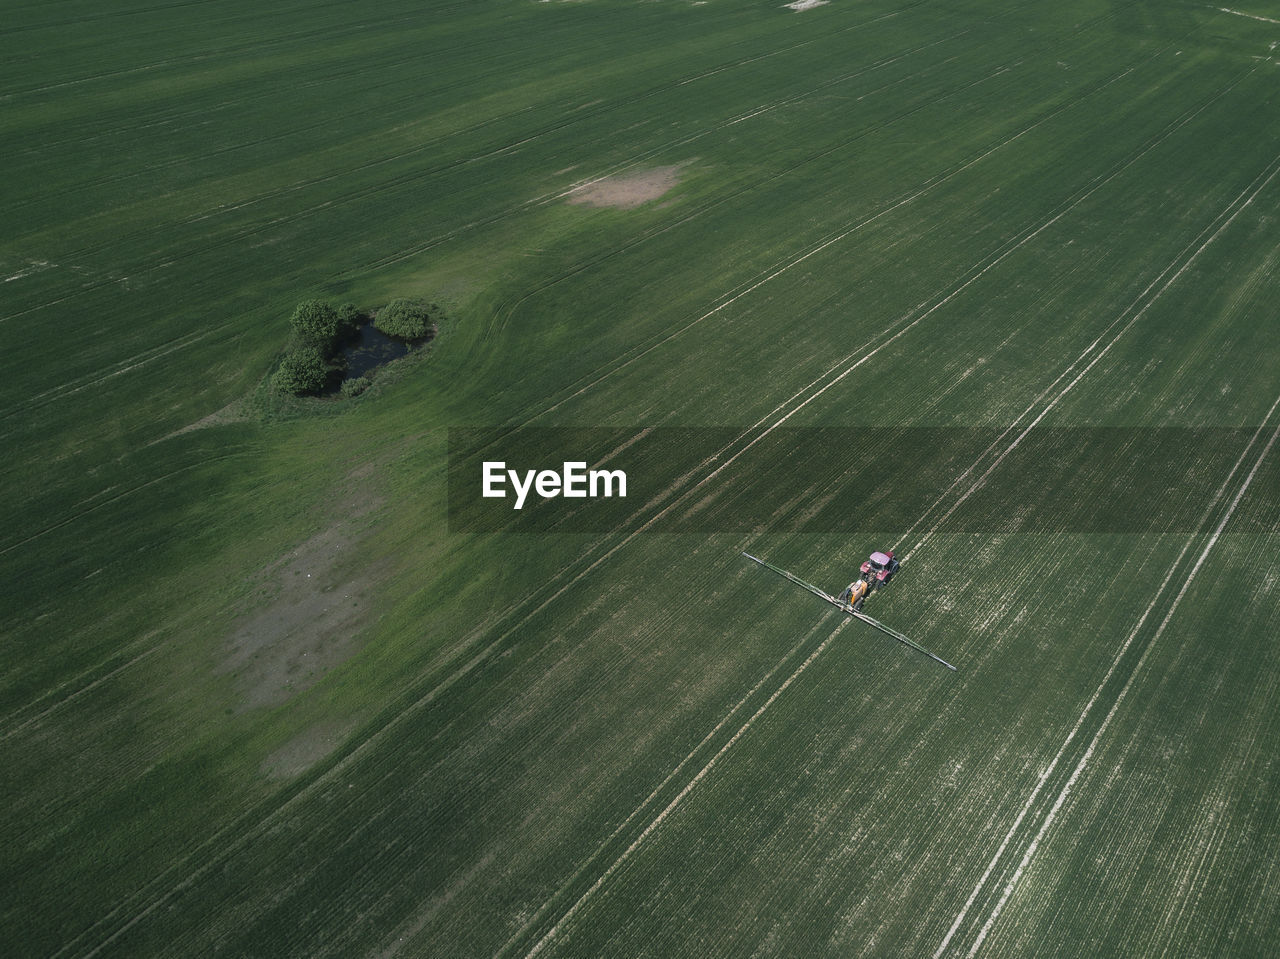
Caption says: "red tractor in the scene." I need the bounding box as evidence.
[838,550,900,610]
[860,550,899,588]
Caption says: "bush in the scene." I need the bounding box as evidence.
[340,375,372,398]
[374,298,436,340]
[290,299,342,348]
[272,345,332,395]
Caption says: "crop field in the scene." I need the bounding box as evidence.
[4,0,1280,955]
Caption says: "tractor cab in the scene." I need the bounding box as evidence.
[859,550,900,587]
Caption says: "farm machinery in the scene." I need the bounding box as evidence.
[743,550,954,671]
[838,549,900,610]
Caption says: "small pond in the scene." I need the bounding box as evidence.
[342,322,412,379]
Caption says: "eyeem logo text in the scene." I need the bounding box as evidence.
[482,461,627,510]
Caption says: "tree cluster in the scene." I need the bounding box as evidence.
[272,299,365,396]
[374,298,438,341]
[272,344,331,395]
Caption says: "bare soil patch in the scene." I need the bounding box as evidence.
[261,719,357,779]
[219,470,387,711]
[566,163,688,209]
[154,399,248,444]
[220,522,381,710]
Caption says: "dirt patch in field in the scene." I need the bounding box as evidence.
[261,719,357,779]
[154,399,248,445]
[219,468,387,711]
[785,0,829,9]
[566,163,689,209]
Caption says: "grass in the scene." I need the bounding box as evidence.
[3,0,1280,955]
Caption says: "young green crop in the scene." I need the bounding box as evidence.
[5,0,1280,956]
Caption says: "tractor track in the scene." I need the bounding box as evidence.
[3,2,506,142]
[0,7,979,752]
[444,63,1271,959]
[0,14,991,450]
[0,644,163,743]
[899,131,1280,565]
[944,393,1280,957]
[471,43,991,344]
[0,447,254,561]
[483,30,1184,426]
[1,24,1002,727]
[3,6,1034,722]
[5,0,939,298]
[3,8,427,130]
[516,620,853,959]
[369,54,1262,958]
[0,326,224,431]
[932,161,1280,958]
[388,34,985,316]
[24,0,1095,192]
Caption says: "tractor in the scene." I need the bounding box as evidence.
[838,550,899,610]
[860,550,899,587]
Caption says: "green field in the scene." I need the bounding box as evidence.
[4,0,1280,955]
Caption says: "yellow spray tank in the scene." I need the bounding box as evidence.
[839,578,870,609]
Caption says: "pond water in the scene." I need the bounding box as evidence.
[342,322,411,379]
